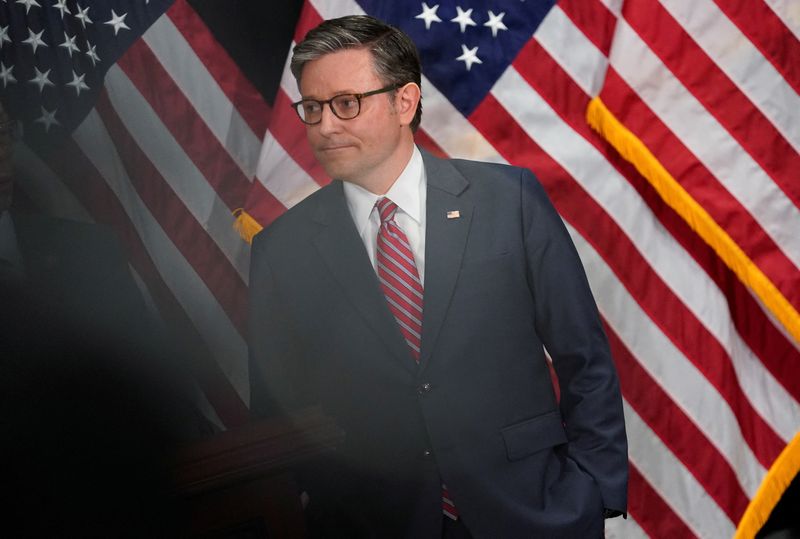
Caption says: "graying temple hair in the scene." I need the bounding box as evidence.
[290,15,423,132]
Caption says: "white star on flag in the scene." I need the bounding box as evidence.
[85,44,100,66]
[484,11,508,38]
[450,6,476,33]
[15,0,40,14]
[34,106,59,133]
[415,3,442,31]
[0,24,11,48]
[105,10,131,36]
[52,0,70,18]
[28,67,54,93]
[456,43,482,71]
[22,28,48,54]
[59,32,80,57]
[0,62,15,88]
[74,5,93,29]
[66,70,90,96]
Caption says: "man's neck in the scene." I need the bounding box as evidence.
[356,136,415,195]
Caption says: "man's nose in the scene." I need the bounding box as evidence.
[317,103,341,135]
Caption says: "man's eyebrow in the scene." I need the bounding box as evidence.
[300,89,361,100]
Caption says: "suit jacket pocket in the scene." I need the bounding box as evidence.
[501,410,567,461]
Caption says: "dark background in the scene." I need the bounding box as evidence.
[188,0,304,105]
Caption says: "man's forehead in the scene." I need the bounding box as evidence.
[299,48,379,87]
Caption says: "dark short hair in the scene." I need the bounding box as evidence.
[291,15,423,132]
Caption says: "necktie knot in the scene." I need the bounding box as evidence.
[376,197,398,225]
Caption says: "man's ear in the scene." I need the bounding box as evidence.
[396,82,421,127]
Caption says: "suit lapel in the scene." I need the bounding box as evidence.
[311,182,418,374]
[419,151,472,372]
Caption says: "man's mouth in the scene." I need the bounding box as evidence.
[318,142,355,152]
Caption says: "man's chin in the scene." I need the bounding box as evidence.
[316,157,352,182]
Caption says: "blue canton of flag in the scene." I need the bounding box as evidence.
[0,0,172,148]
[357,0,555,115]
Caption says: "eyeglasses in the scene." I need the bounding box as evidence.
[291,84,400,125]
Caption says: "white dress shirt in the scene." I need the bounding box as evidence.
[343,146,427,284]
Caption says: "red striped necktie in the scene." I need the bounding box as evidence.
[375,198,459,521]
[376,197,423,362]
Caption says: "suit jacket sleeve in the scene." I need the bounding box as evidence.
[520,168,628,514]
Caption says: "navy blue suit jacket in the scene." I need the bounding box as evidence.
[249,150,628,538]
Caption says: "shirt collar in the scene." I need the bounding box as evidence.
[343,145,424,236]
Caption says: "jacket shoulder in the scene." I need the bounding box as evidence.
[251,183,336,249]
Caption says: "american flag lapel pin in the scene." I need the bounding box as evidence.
[446,210,461,219]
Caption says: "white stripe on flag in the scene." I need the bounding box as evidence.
[623,400,737,538]
[605,513,648,539]
[312,0,366,19]
[254,130,320,209]
[534,5,608,97]
[659,0,800,152]
[142,14,263,178]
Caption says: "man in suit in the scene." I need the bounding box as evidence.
[249,15,627,538]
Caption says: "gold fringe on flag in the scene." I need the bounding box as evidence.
[232,208,264,244]
[585,96,800,347]
[586,95,800,537]
[735,433,800,539]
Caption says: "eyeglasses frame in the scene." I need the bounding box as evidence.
[291,84,401,125]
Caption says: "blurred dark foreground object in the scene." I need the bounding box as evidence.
[1,281,343,538]
[173,406,344,538]
[0,284,186,537]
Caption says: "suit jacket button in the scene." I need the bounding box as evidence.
[417,382,432,395]
[423,449,433,458]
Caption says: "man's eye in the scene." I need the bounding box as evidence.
[302,101,321,114]
[337,96,358,110]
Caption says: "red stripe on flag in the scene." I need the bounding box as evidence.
[557,0,618,56]
[166,0,271,137]
[606,323,750,522]
[41,139,250,428]
[629,463,697,538]
[414,128,448,159]
[94,90,249,339]
[293,1,325,44]
[624,0,800,210]
[599,67,800,311]
[244,180,288,230]
[712,0,800,94]
[471,90,786,467]
[117,39,253,211]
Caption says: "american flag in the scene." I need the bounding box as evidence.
[241,0,800,537]
[1,0,264,428]
[3,0,799,535]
